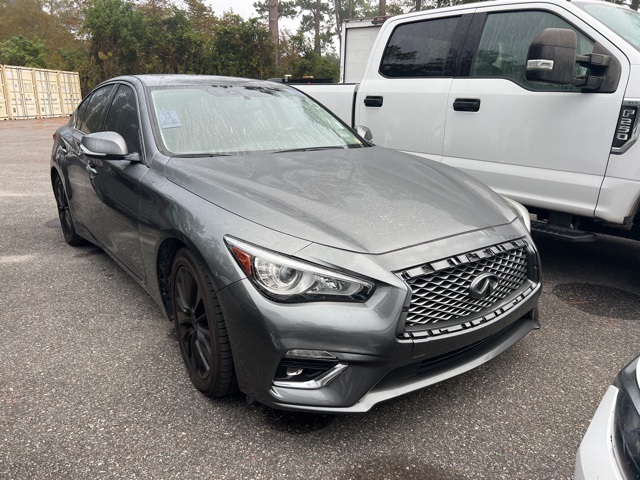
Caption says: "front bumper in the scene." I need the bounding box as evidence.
[216,236,541,412]
[575,386,626,480]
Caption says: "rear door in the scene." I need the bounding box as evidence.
[442,3,628,218]
[356,10,474,162]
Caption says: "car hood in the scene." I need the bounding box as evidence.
[165,147,516,254]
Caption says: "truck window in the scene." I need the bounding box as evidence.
[380,16,460,78]
[471,10,594,91]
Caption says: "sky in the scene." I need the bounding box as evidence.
[209,0,299,30]
[210,0,258,18]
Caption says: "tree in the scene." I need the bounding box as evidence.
[211,13,277,79]
[0,35,48,67]
[279,29,339,79]
[0,0,82,68]
[143,7,207,74]
[294,0,334,54]
[269,0,279,48]
[83,0,146,80]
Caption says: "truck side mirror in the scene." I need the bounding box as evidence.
[526,28,577,85]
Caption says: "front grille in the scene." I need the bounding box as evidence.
[400,239,531,330]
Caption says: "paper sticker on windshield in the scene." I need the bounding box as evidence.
[158,110,181,129]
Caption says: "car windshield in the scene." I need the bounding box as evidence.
[577,1,640,52]
[149,83,364,155]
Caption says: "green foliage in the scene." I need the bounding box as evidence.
[83,0,146,79]
[0,35,48,67]
[279,30,339,80]
[0,0,341,92]
[143,7,208,74]
[211,14,277,79]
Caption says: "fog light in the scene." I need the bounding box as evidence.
[273,354,348,389]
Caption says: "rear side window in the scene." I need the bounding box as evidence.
[380,16,461,78]
[471,10,594,90]
[80,84,116,133]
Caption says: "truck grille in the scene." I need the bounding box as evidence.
[400,239,531,330]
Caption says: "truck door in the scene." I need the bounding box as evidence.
[442,5,627,218]
[356,11,474,162]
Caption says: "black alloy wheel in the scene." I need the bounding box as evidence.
[171,248,236,397]
[53,175,85,246]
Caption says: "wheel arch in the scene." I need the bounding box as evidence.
[155,235,228,321]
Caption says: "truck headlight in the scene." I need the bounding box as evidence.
[225,237,374,303]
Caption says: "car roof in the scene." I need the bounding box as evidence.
[110,74,271,88]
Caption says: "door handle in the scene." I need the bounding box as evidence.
[453,98,481,112]
[86,164,98,176]
[364,96,383,107]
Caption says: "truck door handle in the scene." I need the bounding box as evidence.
[364,96,383,107]
[453,98,481,112]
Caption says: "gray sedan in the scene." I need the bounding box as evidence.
[50,75,541,412]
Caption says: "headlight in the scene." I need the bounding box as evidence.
[225,237,375,303]
[502,196,531,232]
[614,356,640,477]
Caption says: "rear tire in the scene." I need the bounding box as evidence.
[171,248,236,397]
[53,175,85,246]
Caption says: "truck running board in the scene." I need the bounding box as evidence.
[531,220,597,242]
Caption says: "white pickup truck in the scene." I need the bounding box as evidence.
[293,0,640,242]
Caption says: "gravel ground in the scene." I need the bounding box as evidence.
[1,117,639,479]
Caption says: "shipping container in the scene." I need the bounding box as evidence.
[0,65,80,119]
[0,78,8,120]
[58,70,82,116]
[3,65,39,119]
[34,68,63,117]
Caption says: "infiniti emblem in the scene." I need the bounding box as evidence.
[469,273,500,300]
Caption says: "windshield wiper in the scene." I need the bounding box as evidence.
[171,153,232,158]
[272,145,347,154]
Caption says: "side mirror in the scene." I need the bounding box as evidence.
[80,131,129,158]
[526,28,577,85]
[355,125,373,142]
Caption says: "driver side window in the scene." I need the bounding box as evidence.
[104,85,142,154]
[471,10,595,91]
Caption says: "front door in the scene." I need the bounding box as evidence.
[442,5,627,218]
[84,83,148,281]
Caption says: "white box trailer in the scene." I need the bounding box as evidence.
[340,17,386,84]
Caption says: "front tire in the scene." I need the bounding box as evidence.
[171,248,236,397]
[53,174,85,246]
